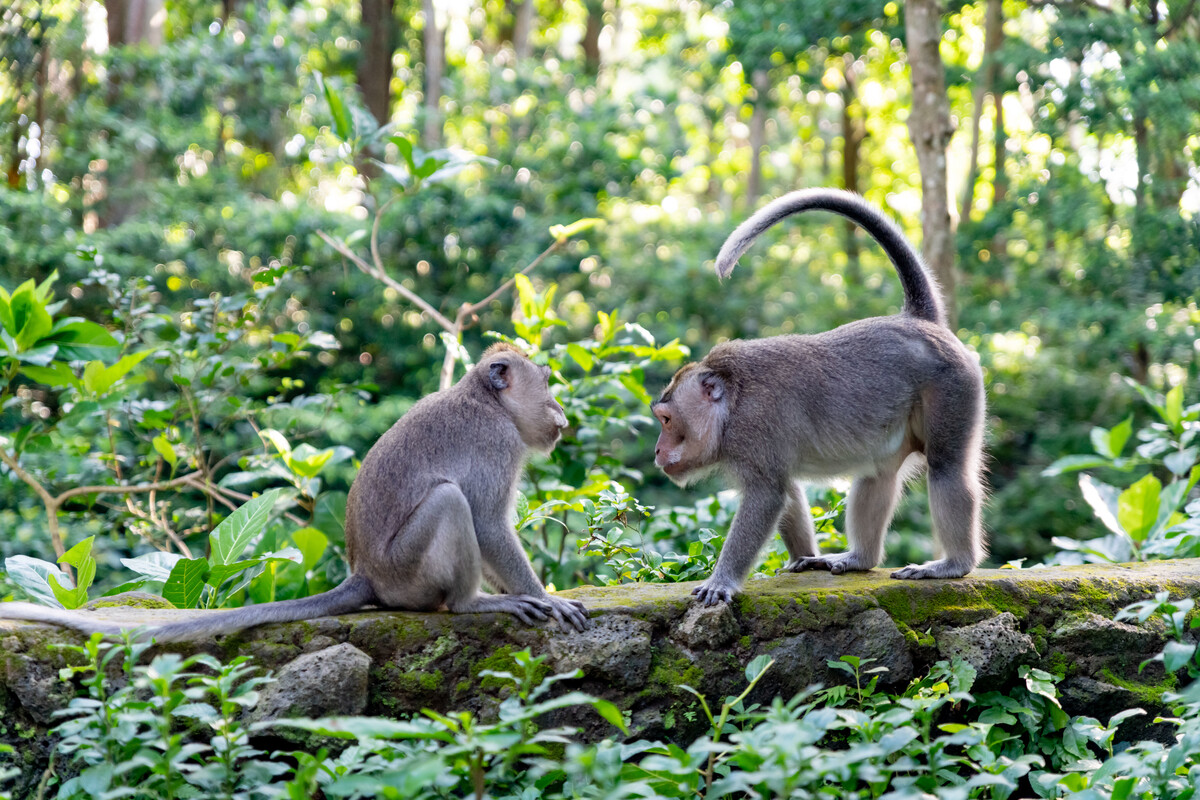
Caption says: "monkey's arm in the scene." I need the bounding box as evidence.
[475,521,588,632]
[695,483,787,606]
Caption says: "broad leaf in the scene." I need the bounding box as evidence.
[1078,475,1125,538]
[163,558,210,608]
[1117,473,1161,543]
[5,555,69,608]
[121,551,184,581]
[41,318,119,360]
[209,488,284,566]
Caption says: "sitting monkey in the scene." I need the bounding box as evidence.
[0,343,588,639]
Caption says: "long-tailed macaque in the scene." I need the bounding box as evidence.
[0,344,588,639]
[652,190,986,606]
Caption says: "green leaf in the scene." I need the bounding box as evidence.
[1108,416,1133,458]
[120,551,183,581]
[48,573,84,610]
[315,71,354,142]
[744,653,773,683]
[41,318,119,361]
[290,527,329,571]
[4,555,69,608]
[589,698,629,733]
[152,434,178,468]
[163,558,210,608]
[209,489,284,566]
[1042,455,1114,477]
[1079,475,1125,537]
[549,217,602,242]
[1117,473,1162,542]
[19,361,77,388]
[1110,776,1137,800]
[567,342,595,372]
[59,536,95,570]
[81,350,153,396]
[11,284,54,350]
[1161,640,1197,672]
[390,135,416,171]
[1164,384,1185,433]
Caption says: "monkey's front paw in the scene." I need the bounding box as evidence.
[547,596,589,633]
[793,552,874,575]
[691,580,737,606]
[504,595,553,626]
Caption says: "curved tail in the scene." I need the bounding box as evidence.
[714,189,946,325]
[0,573,376,644]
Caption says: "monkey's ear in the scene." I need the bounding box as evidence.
[489,361,510,390]
[699,371,726,402]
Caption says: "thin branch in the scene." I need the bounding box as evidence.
[55,472,205,504]
[0,447,57,508]
[460,238,567,321]
[370,194,403,280]
[317,229,456,332]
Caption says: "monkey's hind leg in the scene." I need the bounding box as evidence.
[778,482,819,572]
[385,483,554,626]
[795,469,901,575]
[892,384,986,580]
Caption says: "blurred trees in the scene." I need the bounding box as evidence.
[0,0,1197,581]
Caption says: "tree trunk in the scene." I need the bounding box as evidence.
[106,0,163,47]
[747,68,769,207]
[959,0,1003,224]
[512,0,534,59]
[358,0,396,125]
[422,0,445,146]
[841,54,863,285]
[582,0,603,75]
[905,0,957,326]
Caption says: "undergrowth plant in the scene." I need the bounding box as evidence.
[6,593,1198,800]
[1044,381,1200,564]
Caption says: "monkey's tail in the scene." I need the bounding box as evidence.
[714,189,946,326]
[0,573,376,644]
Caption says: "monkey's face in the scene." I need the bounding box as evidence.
[488,353,568,453]
[652,366,727,486]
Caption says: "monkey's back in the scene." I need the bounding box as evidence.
[708,314,981,478]
[344,384,524,570]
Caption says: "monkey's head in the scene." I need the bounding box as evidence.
[480,343,568,453]
[652,363,729,486]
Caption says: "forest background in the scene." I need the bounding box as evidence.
[1,0,1199,606]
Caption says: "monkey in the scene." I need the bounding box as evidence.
[652,189,986,606]
[0,343,588,640]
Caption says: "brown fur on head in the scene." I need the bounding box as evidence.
[476,344,567,452]
[652,362,730,485]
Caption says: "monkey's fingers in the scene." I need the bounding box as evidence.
[691,582,735,606]
[548,598,589,632]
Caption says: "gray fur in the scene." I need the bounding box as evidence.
[654,190,986,606]
[715,188,946,325]
[0,345,587,640]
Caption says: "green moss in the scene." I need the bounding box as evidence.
[644,647,704,699]
[1099,668,1177,707]
[84,593,175,610]
[1044,651,1071,679]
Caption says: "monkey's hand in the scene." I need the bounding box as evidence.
[790,552,875,575]
[546,596,589,633]
[692,578,738,606]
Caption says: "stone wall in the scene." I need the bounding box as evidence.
[3,560,1199,788]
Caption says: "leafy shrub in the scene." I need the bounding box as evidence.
[1044,382,1200,565]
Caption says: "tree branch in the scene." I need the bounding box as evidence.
[317,229,456,332]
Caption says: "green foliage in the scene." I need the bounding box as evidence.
[11,593,1200,800]
[1045,383,1200,565]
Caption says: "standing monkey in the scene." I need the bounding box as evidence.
[653,189,986,606]
[0,344,588,639]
